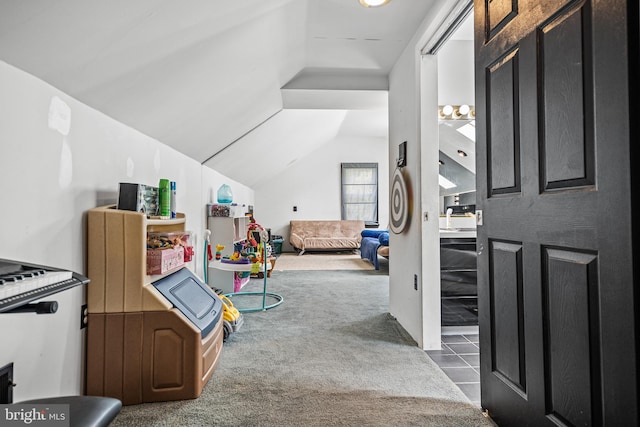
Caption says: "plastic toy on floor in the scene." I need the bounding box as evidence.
[212,288,244,341]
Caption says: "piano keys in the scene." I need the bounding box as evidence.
[0,259,89,313]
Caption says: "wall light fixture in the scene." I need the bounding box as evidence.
[438,104,475,120]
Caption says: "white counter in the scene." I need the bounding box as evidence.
[439,228,477,239]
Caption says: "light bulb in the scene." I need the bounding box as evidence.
[359,0,392,8]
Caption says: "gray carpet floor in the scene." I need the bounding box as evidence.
[112,268,493,426]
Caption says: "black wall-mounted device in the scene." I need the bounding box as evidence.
[397,141,407,167]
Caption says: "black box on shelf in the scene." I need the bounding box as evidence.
[117,183,158,216]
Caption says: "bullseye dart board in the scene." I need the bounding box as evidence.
[390,168,409,233]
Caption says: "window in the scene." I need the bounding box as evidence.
[341,163,378,226]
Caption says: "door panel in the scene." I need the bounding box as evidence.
[486,0,518,40]
[539,4,595,190]
[542,247,601,427]
[489,240,525,394]
[487,48,521,195]
[475,0,637,425]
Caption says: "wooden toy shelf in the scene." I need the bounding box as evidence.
[86,205,223,405]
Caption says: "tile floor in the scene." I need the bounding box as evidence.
[426,333,481,406]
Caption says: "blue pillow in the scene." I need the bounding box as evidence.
[361,229,387,238]
[378,232,389,246]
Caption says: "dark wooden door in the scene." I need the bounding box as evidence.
[474,0,638,425]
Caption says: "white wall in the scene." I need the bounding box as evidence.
[437,40,475,106]
[0,60,253,401]
[419,54,445,350]
[253,134,389,252]
[388,45,429,348]
[387,0,456,350]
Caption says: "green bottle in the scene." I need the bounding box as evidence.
[159,179,171,219]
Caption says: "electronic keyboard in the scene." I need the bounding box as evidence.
[0,259,89,313]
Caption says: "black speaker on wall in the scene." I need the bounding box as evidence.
[397,141,407,167]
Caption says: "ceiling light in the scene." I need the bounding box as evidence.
[456,122,476,142]
[457,150,468,157]
[439,175,456,189]
[359,0,392,7]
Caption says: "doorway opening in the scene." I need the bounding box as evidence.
[421,6,480,406]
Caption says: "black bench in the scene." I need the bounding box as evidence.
[18,395,121,427]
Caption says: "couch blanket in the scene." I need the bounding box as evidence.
[360,237,382,270]
[289,220,364,254]
[359,229,389,270]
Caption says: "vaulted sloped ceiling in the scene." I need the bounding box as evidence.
[0,0,439,186]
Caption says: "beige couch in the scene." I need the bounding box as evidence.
[289,220,365,255]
